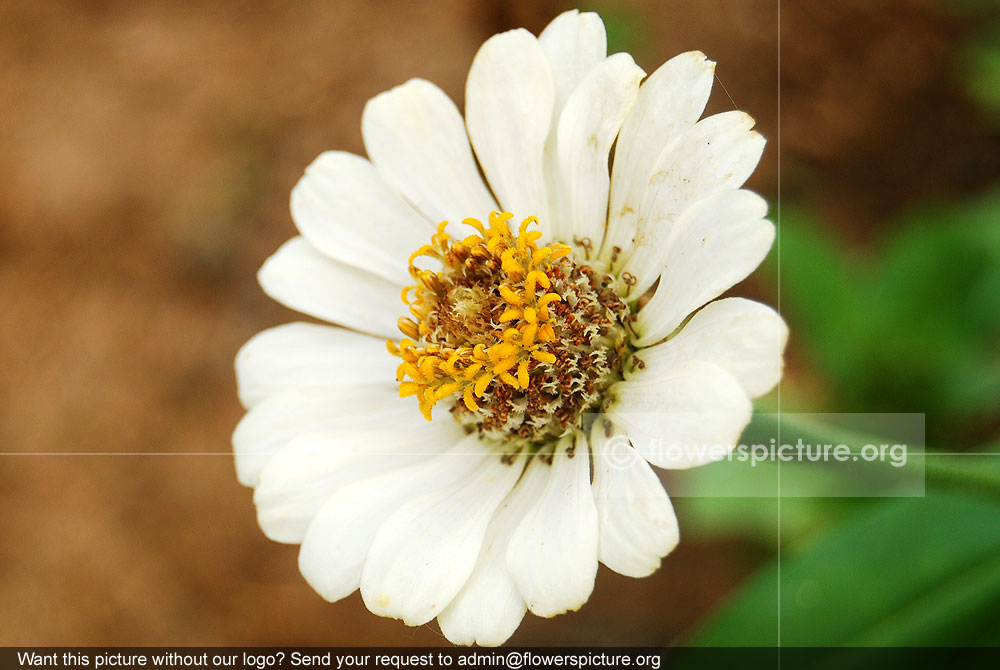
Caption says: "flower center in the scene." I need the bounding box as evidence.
[387,211,629,446]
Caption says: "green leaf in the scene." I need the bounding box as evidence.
[925,452,1000,497]
[689,492,1000,646]
[678,496,852,546]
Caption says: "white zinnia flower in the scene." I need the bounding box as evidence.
[233,10,787,646]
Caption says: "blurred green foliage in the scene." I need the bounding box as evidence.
[690,490,1000,647]
[583,3,650,60]
[960,20,1000,123]
[768,191,1000,447]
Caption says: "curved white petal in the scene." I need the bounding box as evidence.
[235,322,398,409]
[632,190,775,347]
[257,237,402,339]
[253,424,455,544]
[232,386,410,487]
[437,451,548,647]
[466,29,555,236]
[290,151,431,285]
[538,9,607,114]
[621,111,767,296]
[605,360,752,469]
[627,298,787,398]
[298,435,483,605]
[361,448,526,626]
[507,433,598,618]
[538,10,609,245]
[590,420,679,578]
[362,79,497,226]
[602,51,716,265]
[556,53,644,253]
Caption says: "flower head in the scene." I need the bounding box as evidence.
[234,9,787,646]
[391,211,629,445]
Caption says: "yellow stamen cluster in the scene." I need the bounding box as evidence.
[387,212,572,420]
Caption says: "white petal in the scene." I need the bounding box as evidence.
[298,435,483,605]
[258,237,402,339]
[627,298,787,398]
[232,386,409,487]
[235,322,399,409]
[362,79,497,226]
[253,424,454,544]
[537,10,608,245]
[290,151,431,285]
[555,53,644,251]
[590,420,679,578]
[632,190,775,347]
[602,51,716,265]
[437,452,549,646]
[361,448,526,626]
[507,433,598,618]
[621,111,767,296]
[466,29,555,235]
[538,9,607,113]
[605,360,752,469]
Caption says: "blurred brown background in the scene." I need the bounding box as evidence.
[1,0,994,646]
